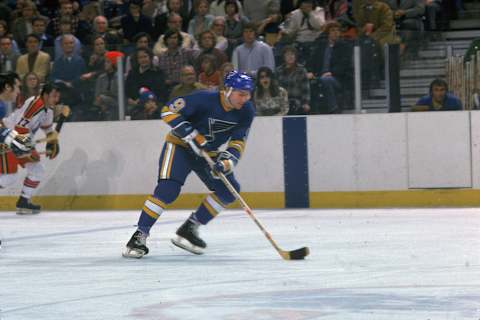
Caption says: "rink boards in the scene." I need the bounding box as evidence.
[1,111,480,210]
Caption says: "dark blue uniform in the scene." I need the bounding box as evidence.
[137,90,255,234]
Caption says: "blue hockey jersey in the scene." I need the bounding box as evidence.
[161,90,255,161]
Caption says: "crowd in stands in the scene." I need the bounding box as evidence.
[0,0,469,120]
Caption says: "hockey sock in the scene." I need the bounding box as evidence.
[191,194,227,225]
[137,196,167,235]
[20,178,40,199]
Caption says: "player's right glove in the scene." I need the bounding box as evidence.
[181,129,207,156]
[1,128,33,157]
[45,132,60,159]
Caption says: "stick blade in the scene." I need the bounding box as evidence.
[282,247,310,260]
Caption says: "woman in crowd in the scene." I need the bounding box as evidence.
[17,71,41,106]
[198,54,220,88]
[223,0,249,57]
[254,66,288,116]
[276,45,311,115]
[188,0,214,40]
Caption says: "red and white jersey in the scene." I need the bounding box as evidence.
[3,96,54,135]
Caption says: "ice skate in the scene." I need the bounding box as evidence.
[171,219,206,255]
[123,230,149,259]
[16,196,41,215]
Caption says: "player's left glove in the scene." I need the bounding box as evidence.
[45,132,60,159]
[1,128,33,157]
[182,129,207,156]
[213,151,237,175]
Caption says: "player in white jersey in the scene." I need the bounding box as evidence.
[0,83,61,214]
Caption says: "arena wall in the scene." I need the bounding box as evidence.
[1,111,480,210]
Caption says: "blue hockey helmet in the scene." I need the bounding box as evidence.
[224,71,254,92]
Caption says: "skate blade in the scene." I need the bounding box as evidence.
[171,236,204,255]
[122,247,146,259]
[16,208,40,215]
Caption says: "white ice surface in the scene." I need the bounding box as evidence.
[1,208,479,320]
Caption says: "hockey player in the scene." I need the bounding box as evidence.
[124,70,255,258]
[0,72,34,157]
[0,83,61,214]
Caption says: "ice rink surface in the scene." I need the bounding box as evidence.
[1,208,479,320]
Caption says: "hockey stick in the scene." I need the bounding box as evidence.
[201,150,310,260]
[35,105,71,144]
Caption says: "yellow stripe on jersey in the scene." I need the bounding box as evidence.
[161,106,180,124]
[202,197,219,217]
[228,139,245,155]
[159,143,175,179]
[142,204,160,219]
[147,195,167,209]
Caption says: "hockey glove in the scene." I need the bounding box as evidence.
[45,132,60,159]
[1,128,33,157]
[182,129,207,156]
[213,151,236,175]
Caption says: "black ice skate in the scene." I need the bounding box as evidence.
[16,196,41,215]
[123,230,149,259]
[171,219,206,255]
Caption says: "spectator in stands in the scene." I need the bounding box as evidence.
[31,17,54,57]
[325,0,349,20]
[412,78,462,111]
[424,0,443,38]
[50,34,86,116]
[194,30,228,71]
[153,13,194,55]
[210,16,229,52]
[142,0,168,19]
[218,61,234,90]
[198,54,220,88]
[154,0,189,40]
[384,0,425,59]
[87,16,121,51]
[12,0,42,49]
[169,65,207,99]
[126,32,158,74]
[90,51,124,121]
[125,48,168,109]
[47,1,80,37]
[276,45,310,115]
[54,18,82,59]
[210,0,243,17]
[278,0,324,46]
[223,0,249,56]
[243,0,279,27]
[307,21,353,113]
[0,20,20,54]
[254,66,288,116]
[157,30,197,89]
[16,34,51,82]
[0,36,19,73]
[353,0,400,50]
[188,0,215,40]
[353,0,399,86]
[232,23,275,77]
[81,36,107,82]
[17,71,40,106]
[121,0,154,44]
[131,87,162,120]
[256,1,282,47]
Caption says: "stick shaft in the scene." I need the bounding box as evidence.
[201,151,287,257]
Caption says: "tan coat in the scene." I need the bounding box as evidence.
[16,51,51,82]
[353,0,400,48]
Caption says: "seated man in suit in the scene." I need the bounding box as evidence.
[15,34,51,83]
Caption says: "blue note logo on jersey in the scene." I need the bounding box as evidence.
[205,118,237,142]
